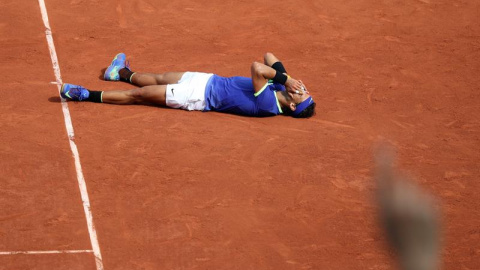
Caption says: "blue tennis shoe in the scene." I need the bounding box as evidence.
[104,53,129,81]
[61,83,89,101]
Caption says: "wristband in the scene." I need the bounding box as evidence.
[273,70,288,85]
[272,61,287,74]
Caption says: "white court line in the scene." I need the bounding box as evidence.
[0,250,93,255]
[37,1,104,269]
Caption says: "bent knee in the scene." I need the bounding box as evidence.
[154,74,166,85]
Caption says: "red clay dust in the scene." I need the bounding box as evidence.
[1,0,479,269]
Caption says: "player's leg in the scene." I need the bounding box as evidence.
[101,85,167,105]
[104,53,186,87]
[61,83,167,106]
[124,71,186,87]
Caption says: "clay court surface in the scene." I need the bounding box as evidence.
[1,0,479,269]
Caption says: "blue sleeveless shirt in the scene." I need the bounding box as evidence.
[204,75,284,117]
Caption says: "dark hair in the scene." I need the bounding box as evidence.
[293,102,316,118]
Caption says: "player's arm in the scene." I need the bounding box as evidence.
[264,52,287,74]
[263,52,307,94]
[251,61,304,94]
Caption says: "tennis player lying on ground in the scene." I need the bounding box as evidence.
[61,52,316,118]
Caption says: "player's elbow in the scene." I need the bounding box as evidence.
[263,52,274,62]
[264,52,278,65]
[251,61,263,76]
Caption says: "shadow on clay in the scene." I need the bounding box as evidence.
[48,96,61,103]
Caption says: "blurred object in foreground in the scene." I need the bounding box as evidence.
[374,145,441,270]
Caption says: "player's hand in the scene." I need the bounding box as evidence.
[285,77,306,95]
[298,80,309,94]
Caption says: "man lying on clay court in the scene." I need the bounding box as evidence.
[61,52,316,118]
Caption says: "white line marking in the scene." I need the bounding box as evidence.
[0,250,94,255]
[37,1,104,269]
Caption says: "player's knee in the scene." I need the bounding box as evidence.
[155,74,165,85]
[129,88,145,102]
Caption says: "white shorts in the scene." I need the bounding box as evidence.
[165,72,213,111]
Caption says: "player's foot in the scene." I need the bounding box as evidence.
[60,83,89,101]
[104,53,129,81]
